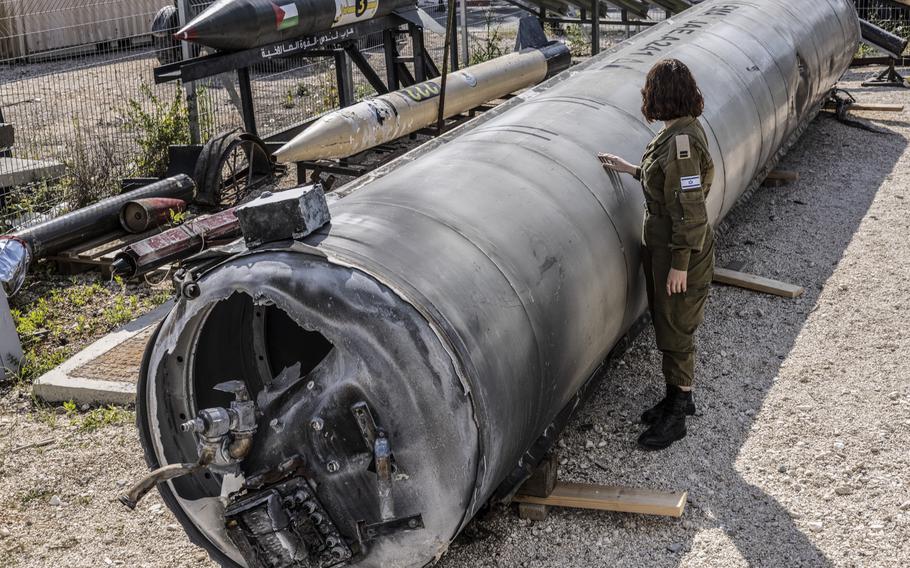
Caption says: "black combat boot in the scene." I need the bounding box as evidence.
[637,389,691,450]
[640,383,696,424]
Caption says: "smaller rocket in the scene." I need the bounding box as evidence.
[175,0,419,51]
[274,17,571,163]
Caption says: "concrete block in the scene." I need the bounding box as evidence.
[32,301,173,405]
[0,156,65,188]
[235,184,330,248]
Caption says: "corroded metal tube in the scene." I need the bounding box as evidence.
[138,2,859,567]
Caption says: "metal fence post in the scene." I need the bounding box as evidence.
[177,0,201,144]
[592,1,601,55]
[460,0,469,67]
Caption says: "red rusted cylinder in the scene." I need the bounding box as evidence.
[119,198,188,233]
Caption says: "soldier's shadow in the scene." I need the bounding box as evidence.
[442,84,905,567]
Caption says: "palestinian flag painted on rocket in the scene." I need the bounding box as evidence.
[272,2,299,30]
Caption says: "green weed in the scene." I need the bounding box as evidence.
[76,406,134,432]
[125,83,191,177]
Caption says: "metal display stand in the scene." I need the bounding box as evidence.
[154,15,445,185]
[155,15,440,140]
[500,0,667,55]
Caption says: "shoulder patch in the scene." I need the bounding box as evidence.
[680,175,701,191]
[675,134,691,160]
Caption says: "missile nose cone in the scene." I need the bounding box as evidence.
[174,0,260,50]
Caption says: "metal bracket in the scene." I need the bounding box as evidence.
[356,514,424,543]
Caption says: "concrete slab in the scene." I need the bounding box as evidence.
[0,156,65,188]
[32,300,173,405]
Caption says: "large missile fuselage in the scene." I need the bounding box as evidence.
[176,0,414,51]
[140,2,859,567]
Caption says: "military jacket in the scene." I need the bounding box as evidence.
[639,116,714,271]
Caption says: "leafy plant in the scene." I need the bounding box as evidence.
[282,89,296,109]
[125,83,191,177]
[62,400,77,416]
[469,10,507,65]
[168,208,187,226]
[565,24,590,57]
[355,83,377,101]
[75,405,133,432]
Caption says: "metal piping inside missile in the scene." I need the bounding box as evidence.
[137,2,860,567]
[274,19,571,163]
[175,0,417,51]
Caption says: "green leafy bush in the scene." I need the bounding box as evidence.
[125,83,191,177]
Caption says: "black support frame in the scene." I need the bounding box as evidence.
[154,16,439,143]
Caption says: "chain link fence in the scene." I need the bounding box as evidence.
[3,1,900,233]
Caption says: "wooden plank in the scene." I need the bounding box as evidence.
[848,103,905,113]
[712,267,804,299]
[762,169,799,187]
[513,482,687,518]
[53,231,122,259]
[517,502,549,521]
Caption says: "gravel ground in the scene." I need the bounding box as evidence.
[1,68,908,568]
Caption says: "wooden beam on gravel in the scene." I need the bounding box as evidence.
[514,482,688,518]
[847,103,905,113]
[762,169,799,187]
[713,267,804,299]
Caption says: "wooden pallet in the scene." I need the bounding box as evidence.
[47,229,161,277]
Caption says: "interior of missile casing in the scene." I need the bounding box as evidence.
[140,253,482,567]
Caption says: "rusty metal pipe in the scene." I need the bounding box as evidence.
[118,462,202,510]
[119,198,187,234]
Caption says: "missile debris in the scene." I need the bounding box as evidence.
[234,185,330,248]
[119,198,187,233]
[134,1,859,567]
[274,18,570,162]
[175,0,416,51]
[860,18,909,59]
[110,207,240,279]
[0,175,195,295]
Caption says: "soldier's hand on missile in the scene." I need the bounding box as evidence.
[597,153,636,175]
[667,268,688,296]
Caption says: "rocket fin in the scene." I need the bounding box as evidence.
[515,16,550,51]
[393,7,446,34]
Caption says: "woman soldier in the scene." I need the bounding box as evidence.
[599,58,715,451]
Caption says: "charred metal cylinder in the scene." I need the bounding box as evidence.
[119,198,187,233]
[138,2,859,567]
[859,18,909,59]
[111,208,240,279]
[14,175,194,258]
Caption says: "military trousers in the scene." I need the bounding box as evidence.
[642,216,715,387]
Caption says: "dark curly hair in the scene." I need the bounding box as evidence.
[640,59,704,123]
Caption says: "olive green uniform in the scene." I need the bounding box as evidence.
[637,116,715,387]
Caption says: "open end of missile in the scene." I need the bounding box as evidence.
[138,252,479,568]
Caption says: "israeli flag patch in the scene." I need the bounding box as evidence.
[680,175,701,191]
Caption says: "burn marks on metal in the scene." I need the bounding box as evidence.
[224,476,353,567]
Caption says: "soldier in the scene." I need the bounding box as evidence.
[598,58,714,450]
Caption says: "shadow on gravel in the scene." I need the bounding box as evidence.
[442,86,907,567]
